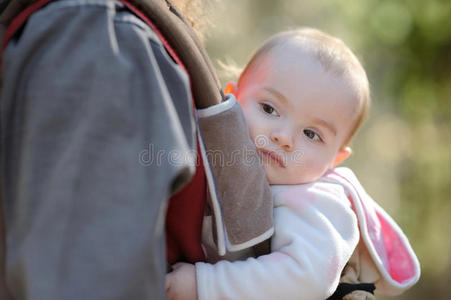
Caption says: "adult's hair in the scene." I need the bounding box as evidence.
[171,0,212,42]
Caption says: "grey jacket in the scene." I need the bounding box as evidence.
[0,0,273,299]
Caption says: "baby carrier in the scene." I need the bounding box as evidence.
[0,0,273,298]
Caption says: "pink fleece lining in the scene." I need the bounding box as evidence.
[376,212,416,283]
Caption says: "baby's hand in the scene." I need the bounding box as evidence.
[166,262,198,300]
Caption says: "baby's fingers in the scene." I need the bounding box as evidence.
[165,272,173,291]
[171,262,188,270]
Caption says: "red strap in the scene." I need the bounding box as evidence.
[1,0,53,52]
[118,0,189,76]
[166,142,206,264]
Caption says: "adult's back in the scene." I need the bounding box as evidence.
[0,0,273,299]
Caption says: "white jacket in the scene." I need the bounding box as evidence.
[195,167,420,300]
[196,170,359,300]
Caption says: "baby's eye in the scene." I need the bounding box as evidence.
[260,103,279,116]
[303,129,322,142]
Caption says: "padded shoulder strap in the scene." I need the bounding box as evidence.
[126,0,223,108]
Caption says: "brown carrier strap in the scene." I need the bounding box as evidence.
[126,0,223,108]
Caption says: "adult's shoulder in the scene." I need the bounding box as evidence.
[5,0,175,60]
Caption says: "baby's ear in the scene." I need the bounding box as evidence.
[333,147,352,167]
[224,82,238,97]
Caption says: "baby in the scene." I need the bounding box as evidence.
[166,28,420,300]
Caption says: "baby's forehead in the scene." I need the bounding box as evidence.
[247,46,323,84]
[273,43,362,97]
[244,40,364,102]
[264,38,320,62]
[271,50,361,116]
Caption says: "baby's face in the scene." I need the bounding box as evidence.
[238,45,360,185]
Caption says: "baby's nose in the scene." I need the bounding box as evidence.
[270,131,293,152]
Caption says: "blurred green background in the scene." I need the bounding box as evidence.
[205,0,451,299]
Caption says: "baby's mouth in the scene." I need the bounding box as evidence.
[258,149,286,168]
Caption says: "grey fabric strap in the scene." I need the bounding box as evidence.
[198,96,273,251]
[0,184,11,300]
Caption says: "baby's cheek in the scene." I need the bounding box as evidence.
[247,123,266,147]
[289,160,323,184]
[303,151,332,178]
